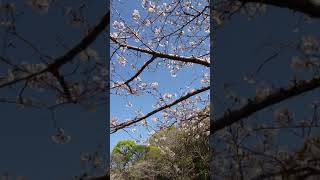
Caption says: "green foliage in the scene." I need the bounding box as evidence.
[111,109,210,180]
[111,140,147,171]
[112,140,138,161]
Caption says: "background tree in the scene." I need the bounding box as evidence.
[111,140,149,171]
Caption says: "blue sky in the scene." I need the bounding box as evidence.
[110,0,209,151]
[110,63,208,150]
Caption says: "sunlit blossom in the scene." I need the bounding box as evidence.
[117,55,126,66]
[132,9,141,21]
[151,117,158,122]
[150,82,159,89]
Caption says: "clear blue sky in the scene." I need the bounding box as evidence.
[110,0,209,151]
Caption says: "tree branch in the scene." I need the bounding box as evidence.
[0,11,110,89]
[111,86,210,134]
[111,56,157,94]
[251,166,320,180]
[211,77,320,134]
[110,37,210,67]
[88,174,109,180]
[50,68,73,103]
[237,0,320,18]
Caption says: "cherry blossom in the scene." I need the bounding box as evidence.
[132,9,141,21]
[51,128,71,144]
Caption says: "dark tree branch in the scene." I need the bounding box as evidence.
[0,11,110,89]
[88,174,110,180]
[237,0,320,18]
[18,80,28,104]
[162,6,209,37]
[111,56,157,93]
[111,86,210,134]
[211,77,320,134]
[251,166,320,180]
[50,68,73,103]
[50,11,110,69]
[110,37,210,67]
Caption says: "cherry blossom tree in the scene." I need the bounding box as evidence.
[110,0,210,136]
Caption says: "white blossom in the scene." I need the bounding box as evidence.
[255,84,272,100]
[112,20,125,30]
[148,4,156,13]
[154,28,161,36]
[162,112,169,120]
[51,128,71,144]
[150,82,159,89]
[201,72,209,84]
[151,117,158,122]
[132,9,141,21]
[244,74,256,84]
[300,36,319,55]
[144,19,151,26]
[117,55,126,66]
[26,0,50,14]
[163,93,173,99]
[80,152,90,162]
[126,101,133,108]
[274,108,294,124]
[206,131,210,136]
[170,69,177,77]
[111,117,118,126]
